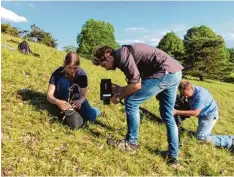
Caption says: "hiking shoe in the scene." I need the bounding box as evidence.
[107,138,139,151]
[167,156,178,165]
[167,157,184,169]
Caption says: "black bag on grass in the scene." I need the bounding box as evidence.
[18,40,31,54]
[63,110,84,130]
[18,40,40,58]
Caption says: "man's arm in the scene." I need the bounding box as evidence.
[79,87,87,103]
[117,82,141,100]
[115,46,142,100]
[174,94,205,117]
[174,108,202,117]
[70,87,87,109]
[47,84,58,105]
[47,84,71,111]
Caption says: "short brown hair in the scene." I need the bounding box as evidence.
[64,52,80,66]
[178,80,192,93]
[92,45,113,65]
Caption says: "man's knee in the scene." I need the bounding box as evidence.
[195,133,208,142]
[125,96,139,109]
[85,113,97,121]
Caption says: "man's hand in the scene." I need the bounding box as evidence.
[56,100,72,111]
[110,92,119,104]
[173,109,178,116]
[71,100,83,109]
[112,83,123,94]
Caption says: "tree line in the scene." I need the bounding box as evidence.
[2,19,234,82]
[1,23,58,48]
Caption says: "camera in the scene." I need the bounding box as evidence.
[174,95,190,127]
[100,79,113,105]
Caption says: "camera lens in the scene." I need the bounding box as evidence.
[103,98,110,105]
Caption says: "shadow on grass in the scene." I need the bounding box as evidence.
[145,127,195,157]
[16,88,164,142]
[119,106,163,124]
[17,88,124,131]
[139,107,163,124]
[17,88,56,116]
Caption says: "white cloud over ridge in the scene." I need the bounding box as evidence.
[1,6,28,23]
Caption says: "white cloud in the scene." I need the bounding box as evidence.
[1,7,28,23]
[173,24,187,32]
[124,27,145,32]
[119,24,187,47]
[222,33,234,41]
[117,39,145,44]
[159,25,187,36]
[160,31,171,36]
[29,4,35,8]
[143,36,161,46]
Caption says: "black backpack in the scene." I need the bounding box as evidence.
[18,40,31,54]
[17,40,40,58]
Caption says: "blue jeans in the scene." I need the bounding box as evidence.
[196,111,234,149]
[53,99,101,122]
[125,71,182,159]
[78,99,101,121]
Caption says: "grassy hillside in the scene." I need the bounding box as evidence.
[1,34,234,176]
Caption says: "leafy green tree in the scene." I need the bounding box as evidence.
[183,25,230,81]
[24,24,58,48]
[1,23,21,37]
[227,48,234,63]
[157,32,184,61]
[77,19,120,58]
[63,45,77,53]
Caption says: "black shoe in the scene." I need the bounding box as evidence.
[167,156,178,165]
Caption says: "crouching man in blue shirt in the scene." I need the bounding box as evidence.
[174,80,234,150]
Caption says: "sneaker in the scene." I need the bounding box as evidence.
[107,138,140,151]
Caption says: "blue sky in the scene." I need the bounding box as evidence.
[1,1,234,50]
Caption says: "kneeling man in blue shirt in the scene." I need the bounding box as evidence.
[174,80,234,150]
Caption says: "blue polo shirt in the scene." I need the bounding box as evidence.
[49,66,88,102]
[188,86,218,119]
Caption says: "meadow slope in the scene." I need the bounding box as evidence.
[1,34,234,176]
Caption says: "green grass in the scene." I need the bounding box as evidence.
[1,33,234,176]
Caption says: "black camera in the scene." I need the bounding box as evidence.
[174,95,190,127]
[100,79,113,105]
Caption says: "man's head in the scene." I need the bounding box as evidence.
[63,52,80,77]
[178,80,194,98]
[93,45,115,71]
